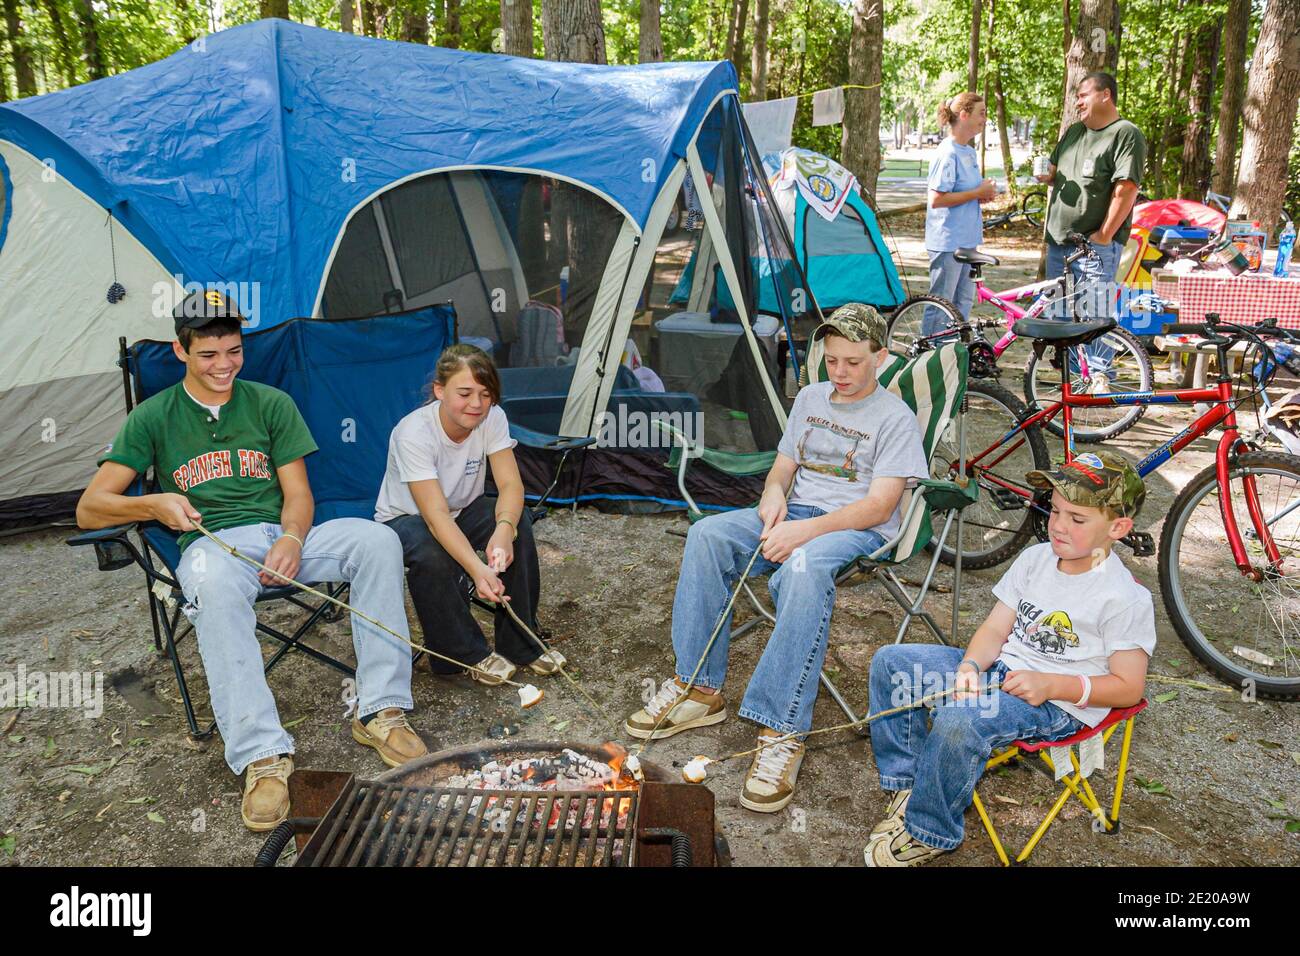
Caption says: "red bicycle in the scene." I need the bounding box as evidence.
[934,313,1300,699]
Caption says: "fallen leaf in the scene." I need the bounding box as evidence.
[992,795,1020,805]
[146,811,166,825]
[1257,739,1284,750]
[553,720,569,731]
[124,796,154,805]
[1290,752,1300,766]
[1267,798,1288,810]
[1167,658,1184,667]
[127,737,147,747]
[1183,725,1198,733]
[1154,690,1179,703]
[8,734,25,744]
[1135,776,1169,796]
[283,716,308,729]
[110,728,123,748]
[1223,733,1238,743]
[1287,821,1300,834]
[43,737,57,759]
[0,835,14,856]
[94,803,113,822]
[1,709,21,735]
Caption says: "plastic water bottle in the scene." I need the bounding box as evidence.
[1275,221,1296,277]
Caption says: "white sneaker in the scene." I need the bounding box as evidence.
[468,651,517,686]
[739,735,805,813]
[624,679,726,740]
[868,789,912,842]
[527,647,568,676]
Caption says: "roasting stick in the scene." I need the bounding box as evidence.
[680,681,1004,782]
[632,482,798,760]
[190,520,546,708]
[485,547,618,727]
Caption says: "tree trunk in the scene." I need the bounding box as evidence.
[750,0,769,98]
[41,0,78,86]
[842,0,884,196]
[1212,0,1249,193]
[442,0,461,47]
[968,0,981,92]
[732,0,750,87]
[995,66,1015,193]
[542,0,606,63]
[1179,10,1221,198]
[340,0,356,32]
[402,2,430,42]
[542,0,612,339]
[361,0,378,35]
[638,0,662,61]
[260,0,290,19]
[3,0,37,96]
[1230,0,1300,238]
[1162,30,1195,196]
[1059,0,1117,135]
[75,0,105,81]
[503,0,535,57]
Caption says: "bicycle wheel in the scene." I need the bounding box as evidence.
[931,379,1050,570]
[1158,450,1300,700]
[1021,189,1047,227]
[1022,325,1152,442]
[886,294,963,357]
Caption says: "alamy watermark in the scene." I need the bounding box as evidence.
[594,407,704,451]
[151,276,263,329]
[0,664,104,719]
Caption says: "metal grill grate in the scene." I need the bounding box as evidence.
[299,779,640,867]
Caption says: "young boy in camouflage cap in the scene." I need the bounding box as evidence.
[625,303,929,813]
[865,450,1155,865]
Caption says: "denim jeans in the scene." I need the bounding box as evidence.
[385,495,543,673]
[1045,237,1125,377]
[671,504,887,735]
[868,643,1083,850]
[175,518,414,775]
[925,250,976,335]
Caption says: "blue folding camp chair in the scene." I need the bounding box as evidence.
[67,305,459,738]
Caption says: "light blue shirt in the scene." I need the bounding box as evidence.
[925,137,984,252]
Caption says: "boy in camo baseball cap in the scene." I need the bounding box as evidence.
[812,303,889,351]
[1026,450,1146,519]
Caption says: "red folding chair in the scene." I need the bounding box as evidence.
[970,700,1147,866]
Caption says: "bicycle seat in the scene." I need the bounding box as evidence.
[1012,317,1116,347]
[953,248,1000,266]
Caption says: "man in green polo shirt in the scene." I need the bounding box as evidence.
[77,289,427,832]
[1036,71,1147,388]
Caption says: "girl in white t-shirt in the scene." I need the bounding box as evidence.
[375,344,565,686]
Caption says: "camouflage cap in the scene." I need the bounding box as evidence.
[812,303,887,348]
[1027,451,1146,518]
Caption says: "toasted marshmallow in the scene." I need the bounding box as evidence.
[518,683,543,708]
[682,756,711,783]
[625,754,644,781]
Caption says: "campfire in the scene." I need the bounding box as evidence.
[283,740,722,867]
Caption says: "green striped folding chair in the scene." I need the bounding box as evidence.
[656,341,976,727]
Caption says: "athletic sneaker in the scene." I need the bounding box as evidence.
[739,735,805,813]
[468,651,517,686]
[527,647,568,676]
[624,679,726,740]
[868,789,912,842]
[864,826,949,867]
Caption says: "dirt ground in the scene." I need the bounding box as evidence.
[2,213,1298,868]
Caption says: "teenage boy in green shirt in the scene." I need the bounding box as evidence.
[77,290,426,831]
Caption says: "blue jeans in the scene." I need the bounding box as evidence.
[868,643,1083,850]
[925,250,976,335]
[671,504,887,735]
[175,518,414,774]
[1045,237,1125,377]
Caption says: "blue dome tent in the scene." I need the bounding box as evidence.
[0,19,818,523]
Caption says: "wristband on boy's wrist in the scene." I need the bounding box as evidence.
[1075,674,1092,707]
[281,531,305,549]
[958,658,981,674]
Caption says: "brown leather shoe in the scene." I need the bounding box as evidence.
[241,755,292,832]
[352,708,428,768]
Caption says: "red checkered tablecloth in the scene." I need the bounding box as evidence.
[1175,272,1300,328]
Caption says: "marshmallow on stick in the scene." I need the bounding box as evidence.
[518,683,543,708]
[682,756,711,783]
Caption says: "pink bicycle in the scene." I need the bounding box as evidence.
[886,233,1154,443]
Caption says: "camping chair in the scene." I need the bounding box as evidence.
[656,341,976,727]
[969,700,1147,866]
[66,304,459,738]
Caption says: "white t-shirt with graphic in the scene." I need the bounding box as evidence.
[991,542,1156,727]
[776,381,929,540]
[374,402,516,522]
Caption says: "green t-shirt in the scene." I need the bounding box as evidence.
[1046,118,1147,245]
[100,379,319,553]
